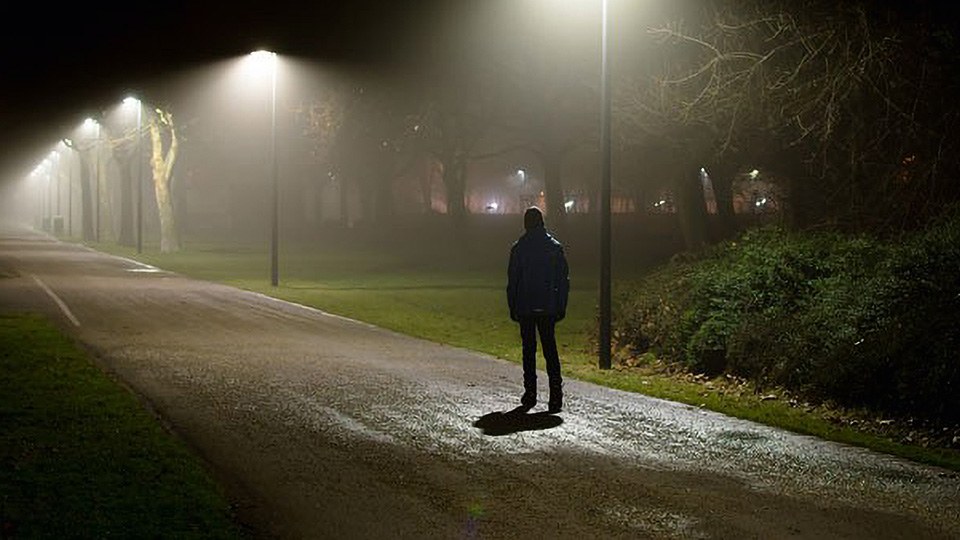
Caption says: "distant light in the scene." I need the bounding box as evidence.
[564,200,575,210]
[122,96,140,107]
[700,167,706,174]
[82,118,98,129]
[749,169,760,179]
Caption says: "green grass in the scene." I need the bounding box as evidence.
[88,240,960,472]
[0,313,241,539]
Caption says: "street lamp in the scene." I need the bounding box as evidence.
[29,163,46,230]
[48,150,61,234]
[248,50,279,287]
[123,96,143,253]
[42,158,52,230]
[517,168,527,208]
[598,0,612,369]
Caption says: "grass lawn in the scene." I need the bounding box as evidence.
[88,238,960,472]
[0,313,241,539]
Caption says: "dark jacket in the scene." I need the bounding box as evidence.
[507,226,570,321]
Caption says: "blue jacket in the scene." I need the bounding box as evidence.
[507,226,570,321]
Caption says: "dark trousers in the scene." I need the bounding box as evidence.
[519,315,562,396]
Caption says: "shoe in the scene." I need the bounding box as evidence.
[520,390,537,408]
[547,398,562,413]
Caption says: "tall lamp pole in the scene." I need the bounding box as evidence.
[51,151,60,233]
[136,100,143,253]
[67,146,73,237]
[95,122,101,242]
[598,0,612,369]
[250,51,281,286]
[122,97,144,252]
[269,53,279,287]
[45,159,52,230]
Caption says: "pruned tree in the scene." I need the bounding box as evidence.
[99,122,140,247]
[147,107,180,252]
[62,137,96,241]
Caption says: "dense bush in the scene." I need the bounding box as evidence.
[613,206,960,423]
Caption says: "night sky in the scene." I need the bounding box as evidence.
[4,0,958,187]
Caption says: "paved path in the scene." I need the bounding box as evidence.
[1,226,958,539]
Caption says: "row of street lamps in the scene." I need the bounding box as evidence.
[26,34,611,367]
[30,96,145,252]
[29,50,277,264]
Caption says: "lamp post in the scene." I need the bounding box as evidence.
[269,53,279,287]
[63,141,73,237]
[68,166,72,236]
[122,97,144,253]
[49,151,60,234]
[249,50,280,287]
[29,168,40,230]
[598,0,612,369]
[34,162,49,230]
[44,159,52,230]
[517,168,527,209]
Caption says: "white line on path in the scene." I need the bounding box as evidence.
[30,274,81,327]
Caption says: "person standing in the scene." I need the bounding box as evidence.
[507,206,569,412]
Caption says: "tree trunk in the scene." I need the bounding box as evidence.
[419,158,434,213]
[675,167,709,252]
[115,152,136,246]
[77,152,95,241]
[769,152,814,231]
[707,160,739,241]
[149,112,181,253]
[375,171,395,224]
[440,147,467,225]
[338,174,350,227]
[542,149,566,233]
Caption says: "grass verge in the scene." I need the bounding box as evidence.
[0,313,241,539]
[88,240,960,473]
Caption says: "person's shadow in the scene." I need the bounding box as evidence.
[472,406,563,436]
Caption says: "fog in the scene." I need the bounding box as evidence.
[4,0,954,272]
[0,0,693,272]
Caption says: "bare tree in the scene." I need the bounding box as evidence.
[623,0,960,232]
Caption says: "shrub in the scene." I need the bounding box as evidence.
[612,205,960,423]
